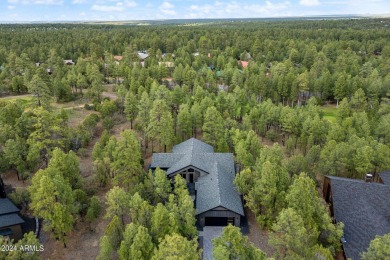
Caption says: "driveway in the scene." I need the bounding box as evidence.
[200,226,224,260]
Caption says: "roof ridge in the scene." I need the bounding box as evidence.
[215,161,221,205]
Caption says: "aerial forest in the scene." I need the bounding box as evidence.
[0,18,389,259]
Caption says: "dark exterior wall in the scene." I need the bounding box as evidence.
[323,177,334,217]
[0,176,6,198]
[168,166,207,183]
[1,224,23,241]
[198,210,241,227]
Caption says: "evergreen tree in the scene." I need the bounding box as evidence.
[203,106,225,150]
[152,233,200,260]
[29,167,75,247]
[124,91,138,129]
[213,225,266,260]
[147,99,174,152]
[361,233,390,260]
[269,208,317,259]
[110,130,143,191]
[105,186,129,223]
[177,103,193,141]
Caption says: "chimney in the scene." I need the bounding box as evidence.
[365,173,373,183]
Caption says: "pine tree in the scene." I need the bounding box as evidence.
[269,208,315,259]
[213,225,266,260]
[129,225,154,260]
[151,203,172,243]
[177,103,193,141]
[28,73,52,108]
[361,234,390,260]
[124,91,138,129]
[147,99,174,152]
[110,130,143,191]
[203,106,224,150]
[48,148,82,189]
[97,236,113,260]
[105,215,124,250]
[105,186,129,223]
[29,167,75,247]
[152,233,200,260]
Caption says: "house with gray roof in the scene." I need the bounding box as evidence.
[323,174,390,259]
[137,52,149,61]
[150,138,244,227]
[0,198,25,241]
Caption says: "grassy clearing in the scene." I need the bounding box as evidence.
[321,105,337,123]
[0,95,34,107]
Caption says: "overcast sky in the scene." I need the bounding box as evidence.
[1,0,389,22]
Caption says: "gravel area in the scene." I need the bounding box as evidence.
[245,207,275,257]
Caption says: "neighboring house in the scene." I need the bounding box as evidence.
[63,60,75,65]
[114,55,123,61]
[0,198,25,241]
[114,55,123,65]
[238,61,249,69]
[150,138,244,227]
[137,52,149,61]
[323,174,390,259]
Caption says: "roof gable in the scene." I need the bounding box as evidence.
[151,138,244,216]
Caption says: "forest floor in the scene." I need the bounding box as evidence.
[39,188,110,260]
[245,208,275,257]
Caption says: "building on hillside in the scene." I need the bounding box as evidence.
[238,61,249,69]
[63,60,75,65]
[0,198,25,241]
[323,173,390,259]
[137,52,149,61]
[150,138,244,227]
[114,55,123,65]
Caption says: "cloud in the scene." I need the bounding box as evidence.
[8,5,16,9]
[7,0,64,4]
[159,1,176,15]
[91,1,136,12]
[92,4,124,12]
[124,0,137,7]
[91,0,137,12]
[299,0,320,6]
[187,1,291,18]
[72,0,87,4]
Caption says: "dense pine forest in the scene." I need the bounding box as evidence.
[0,18,389,259]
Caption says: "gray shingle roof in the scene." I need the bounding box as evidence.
[151,138,244,216]
[0,214,25,228]
[0,198,20,215]
[378,171,390,185]
[327,176,390,260]
[172,138,214,154]
[150,153,184,169]
[137,52,149,60]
